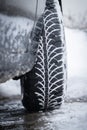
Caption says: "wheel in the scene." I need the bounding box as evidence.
[20,0,66,112]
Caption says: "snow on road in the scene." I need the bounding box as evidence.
[0,27,87,100]
[0,79,20,97]
[65,28,87,99]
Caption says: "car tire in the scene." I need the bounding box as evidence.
[20,0,66,112]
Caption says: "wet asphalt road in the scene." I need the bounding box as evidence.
[0,97,87,130]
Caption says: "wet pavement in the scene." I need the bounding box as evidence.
[0,97,87,130]
[0,77,87,130]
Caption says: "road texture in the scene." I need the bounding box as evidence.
[0,92,87,130]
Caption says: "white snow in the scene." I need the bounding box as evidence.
[65,28,87,78]
[0,14,34,33]
[40,103,87,130]
[0,27,87,99]
[0,80,21,97]
[65,28,87,99]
